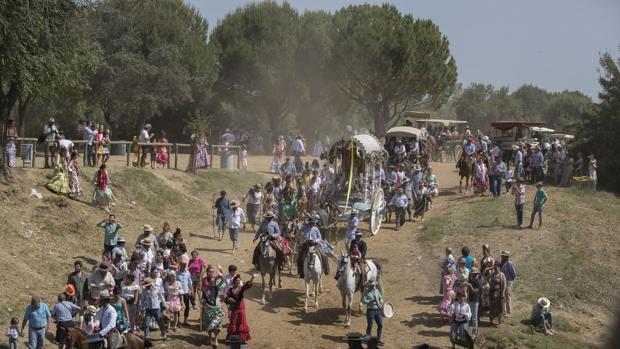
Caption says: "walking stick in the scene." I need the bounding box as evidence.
[212,192,217,240]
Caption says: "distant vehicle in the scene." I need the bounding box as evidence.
[403,112,469,162]
[490,121,546,160]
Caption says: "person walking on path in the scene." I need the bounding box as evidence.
[527,182,548,229]
[5,316,21,349]
[67,261,89,313]
[139,278,168,344]
[448,293,472,349]
[500,251,517,317]
[361,280,384,343]
[390,188,408,231]
[97,214,123,259]
[225,201,246,254]
[225,274,255,342]
[21,296,51,349]
[242,185,262,232]
[511,178,526,228]
[213,191,230,241]
[465,267,481,337]
[489,156,506,197]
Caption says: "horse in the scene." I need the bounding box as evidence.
[66,327,144,349]
[458,154,475,193]
[336,253,383,323]
[303,244,323,313]
[258,233,279,304]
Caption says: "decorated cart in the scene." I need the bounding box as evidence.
[406,116,470,162]
[321,134,387,235]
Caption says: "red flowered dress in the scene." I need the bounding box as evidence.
[226,282,253,341]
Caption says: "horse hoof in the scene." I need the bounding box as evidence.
[261,298,266,305]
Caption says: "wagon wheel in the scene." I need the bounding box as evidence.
[369,189,386,236]
[454,145,463,162]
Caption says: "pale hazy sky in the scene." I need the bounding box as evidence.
[187,0,620,98]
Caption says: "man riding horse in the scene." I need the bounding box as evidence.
[457,136,476,170]
[297,216,331,278]
[252,211,284,270]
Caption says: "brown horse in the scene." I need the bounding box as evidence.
[66,327,145,349]
[458,155,475,193]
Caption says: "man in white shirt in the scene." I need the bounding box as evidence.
[43,118,59,168]
[390,188,409,231]
[448,293,472,345]
[139,124,152,168]
[97,291,120,349]
[292,135,305,173]
[225,201,246,254]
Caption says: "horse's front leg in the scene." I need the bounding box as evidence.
[261,272,266,305]
[314,280,320,310]
[278,266,283,289]
[269,270,274,300]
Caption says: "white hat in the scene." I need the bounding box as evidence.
[537,297,550,309]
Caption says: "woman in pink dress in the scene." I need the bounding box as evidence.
[156,130,169,166]
[473,156,489,196]
[165,272,184,331]
[437,266,456,316]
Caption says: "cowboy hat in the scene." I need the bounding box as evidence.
[142,277,154,287]
[253,184,261,189]
[85,305,97,315]
[97,262,110,271]
[263,211,275,218]
[141,238,153,246]
[64,284,76,297]
[501,250,511,257]
[143,224,153,231]
[350,209,358,215]
[230,201,239,208]
[538,297,550,309]
[535,181,544,187]
[355,231,363,236]
[99,289,112,299]
[116,236,126,243]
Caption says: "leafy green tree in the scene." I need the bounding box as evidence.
[577,48,620,192]
[211,1,302,133]
[89,0,216,139]
[329,4,457,135]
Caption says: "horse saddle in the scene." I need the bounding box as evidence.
[84,332,128,349]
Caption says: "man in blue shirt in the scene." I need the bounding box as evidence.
[361,280,384,341]
[297,217,331,277]
[51,293,80,345]
[252,211,281,269]
[500,250,517,316]
[139,278,168,344]
[457,137,476,172]
[213,190,230,241]
[344,210,360,250]
[21,296,51,349]
[530,146,545,183]
[390,188,408,231]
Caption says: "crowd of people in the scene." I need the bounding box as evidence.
[437,244,555,348]
[13,218,255,349]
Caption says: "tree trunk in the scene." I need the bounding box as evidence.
[369,103,387,137]
[17,94,34,137]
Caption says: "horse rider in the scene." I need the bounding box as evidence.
[297,216,332,278]
[98,290,120,349]
[394,139,406,162]
[457,136,476,169]
[409,136,420,161]
[410,165,424,202]
[252,211,281,269]
[344,209,360,250]
[350,231,367,258]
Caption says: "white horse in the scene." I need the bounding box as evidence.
[259,235,277,305]
[336,253,383,326]
[303,245,323,313]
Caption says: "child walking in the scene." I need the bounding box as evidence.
[5,317,20,349]
[504,162,514,193]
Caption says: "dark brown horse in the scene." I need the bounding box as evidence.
[66,327,144,349]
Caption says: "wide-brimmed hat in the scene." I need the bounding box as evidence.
[535,181,543,187]
[143,224,153,231]
[141,238,153,246]
[230,201,239,208]
[351,209,358,215]
[85,305,97,315]
[263,211,275,218]
[142,277,154,286]
[253,184,261,190]
[64,284,76,297]
[355,231,363,236]
[97,262,110,271]
[538,297,550,309]
[116,236,125,243]
[501,250,511,257]
[99,289,112,299]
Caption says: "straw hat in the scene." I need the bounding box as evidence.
[501,250,511,257]
[535,181,543,188]
[263,211,275,218]
[230,201,239,208]
[85,305,97,315]
[99,289,112,299]
[143,224,153,231]
[142,277,154,287]
[141,238,153,246]
[538,297,550,309]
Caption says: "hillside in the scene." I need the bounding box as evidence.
[1,159,619,349]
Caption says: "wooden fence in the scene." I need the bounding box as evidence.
[15,138,241,170]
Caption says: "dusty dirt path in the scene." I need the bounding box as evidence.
[146,159,462,349]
